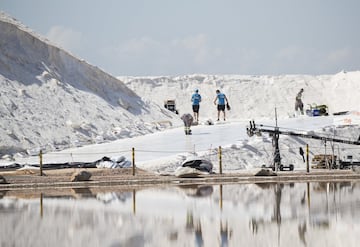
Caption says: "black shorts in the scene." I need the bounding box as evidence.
[192,105,200,113]
[217,105,225,111]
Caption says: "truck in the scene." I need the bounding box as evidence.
[164,99,179,114]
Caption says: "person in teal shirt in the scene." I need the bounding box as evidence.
[213,89,229,121]
[191,89,202,122]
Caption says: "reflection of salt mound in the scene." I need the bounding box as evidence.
[96,192,132,203]
[179,185,214,197]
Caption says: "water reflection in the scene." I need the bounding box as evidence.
[1,181,360,247]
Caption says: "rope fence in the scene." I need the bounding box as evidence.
[24,139,357,177]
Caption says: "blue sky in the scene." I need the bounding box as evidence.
[1,0,360,76]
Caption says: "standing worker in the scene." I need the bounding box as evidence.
[181,113,194,135]
[295,88,304,115]
[213,89,229,121]
[191,89,202,122]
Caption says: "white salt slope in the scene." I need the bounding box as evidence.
[0,12,182,158]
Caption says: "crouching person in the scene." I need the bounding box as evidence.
[181,113,193,135]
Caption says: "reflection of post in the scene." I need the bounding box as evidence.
[274,184,282,224]
[195,220,203,247]
[186,211,194,230]
[220,221,230,247]
[219,184,223,211]
[219,146,222,174]
[298,222,307,246]
[326,183,330,218]
[307,182,311,210]
[132,189,136,215]
[273,184,282,246]
[40,193,43,218]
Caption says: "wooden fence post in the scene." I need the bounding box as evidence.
[39,150,43,176]
[132,147,135,176]
[306,144,310,173]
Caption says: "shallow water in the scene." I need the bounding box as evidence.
[1,181,360,247]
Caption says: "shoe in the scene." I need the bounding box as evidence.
[217,119,220,121]
[224,118,226,121]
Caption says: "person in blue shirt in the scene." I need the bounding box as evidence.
[191,89,202,122]
[213,89,229,121]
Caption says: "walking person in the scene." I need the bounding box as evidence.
[181,113,194,135]
[295,88,304,115]
[213,89,229,121]
[191,89,202,122]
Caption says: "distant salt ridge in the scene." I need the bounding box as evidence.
[122,70,360,120]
